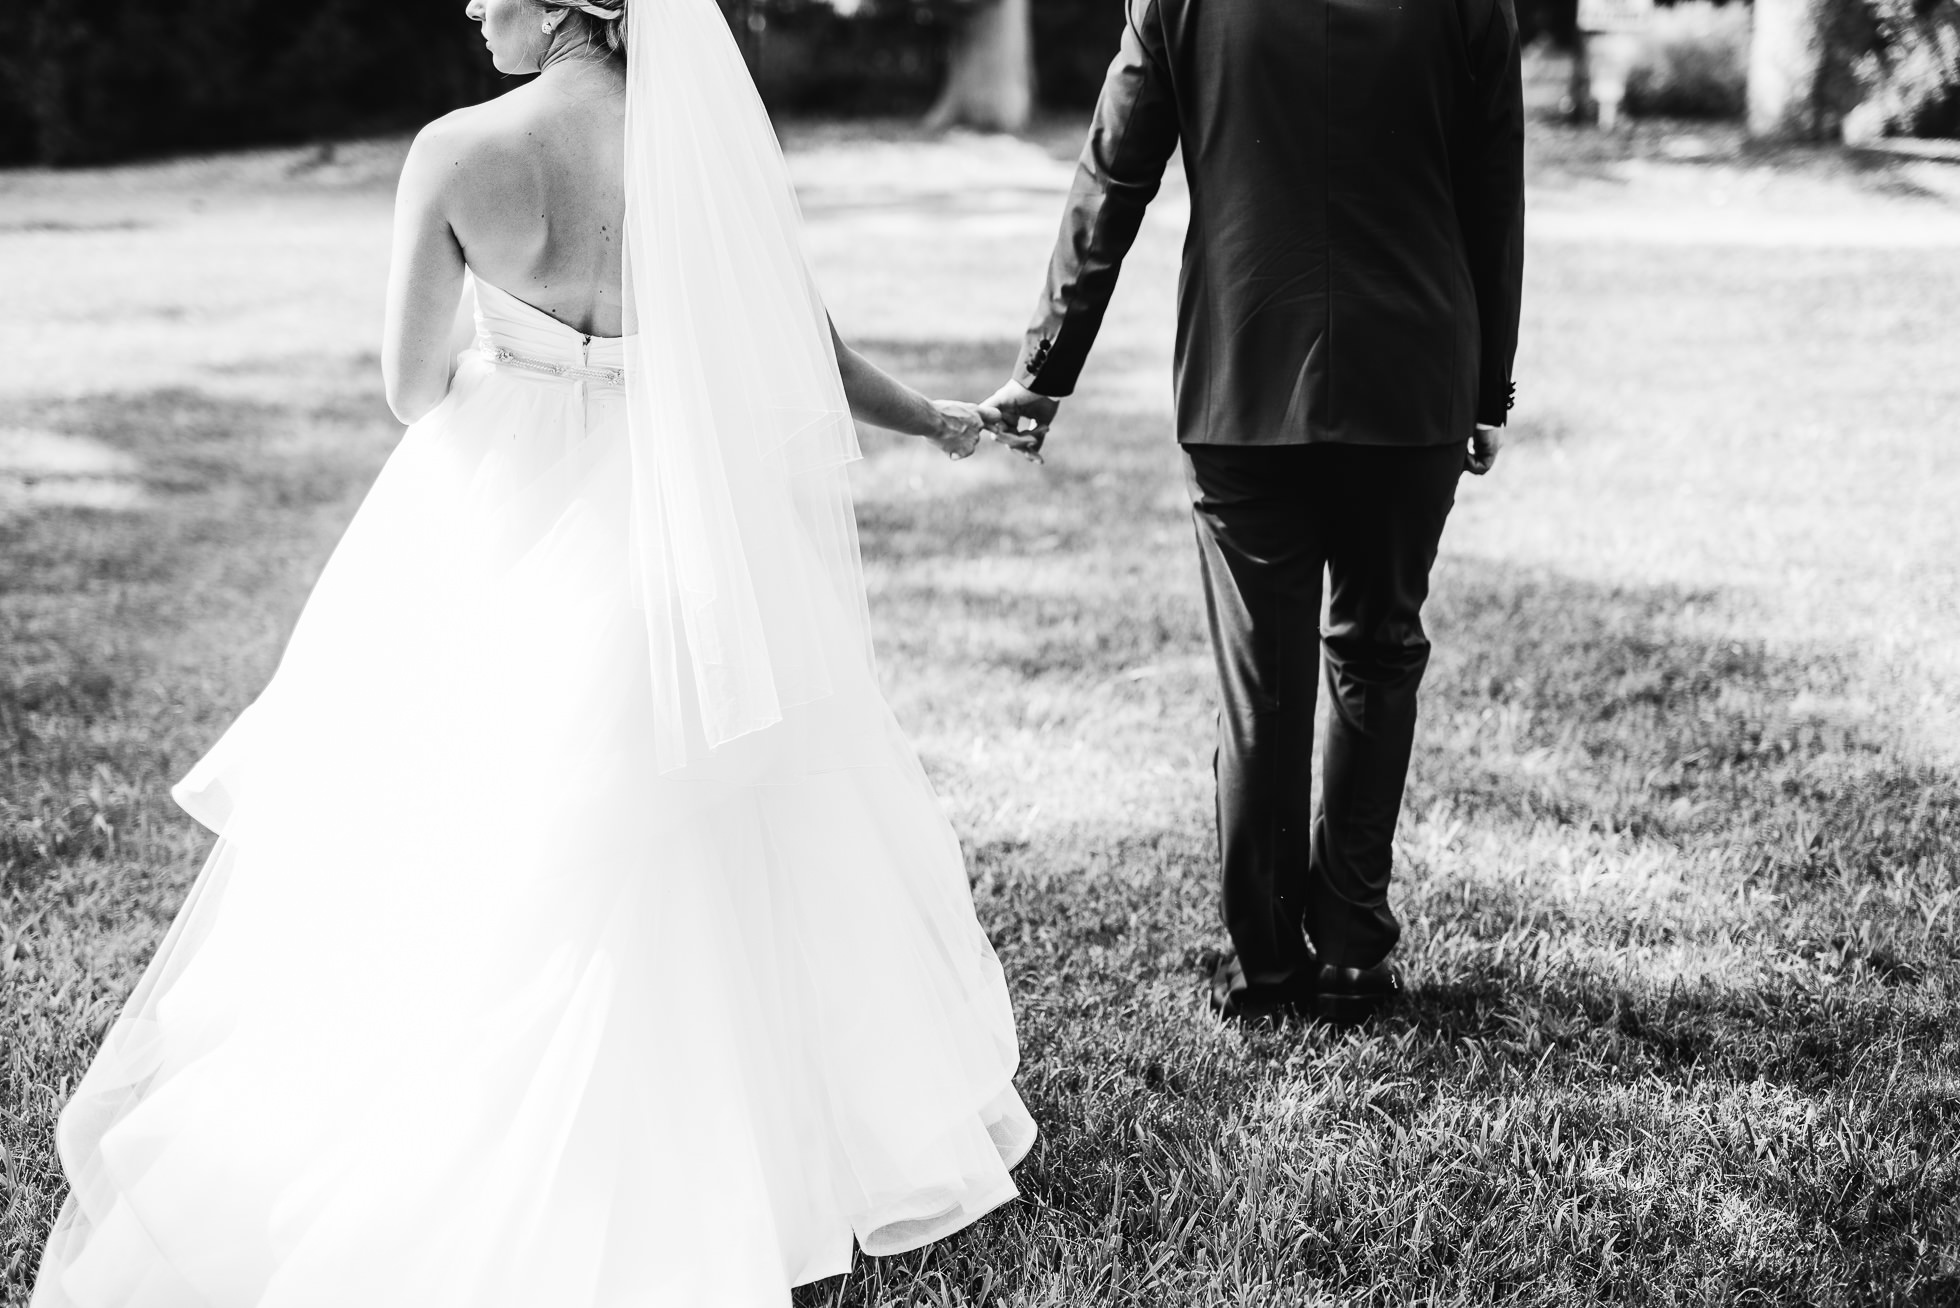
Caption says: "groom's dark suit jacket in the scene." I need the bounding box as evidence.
[1015,0,1525,444]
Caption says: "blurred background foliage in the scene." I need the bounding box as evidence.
[0,0,503,166]
[0,0,1950,167]
[1853,0,1960,137]
[0,0,1586,168]
[0,0,1007,165]
[1623,2,1753,119]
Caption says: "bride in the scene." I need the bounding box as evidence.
[30,2,1040,1304]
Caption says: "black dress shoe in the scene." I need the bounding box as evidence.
[1206,952,1315,1022]
[1314,958,1400,1025]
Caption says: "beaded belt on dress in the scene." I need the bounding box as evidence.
[482,344,625,387]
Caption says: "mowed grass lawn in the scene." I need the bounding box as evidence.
[4,120,1959,1305]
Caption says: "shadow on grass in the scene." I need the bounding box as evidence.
[21,382,393,503]
[950,553,1958,994]
[822,411,1960,1297]
[3,381,396,890]
[568,332,1960,1300]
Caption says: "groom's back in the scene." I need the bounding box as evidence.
[1023,0,1523,446]
[1162,0,1505,443]
[1171,0,1473,231]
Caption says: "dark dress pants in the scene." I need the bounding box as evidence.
[1184,442,1463,985]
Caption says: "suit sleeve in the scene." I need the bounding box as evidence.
[1457,0,1525,427]
[1015,0,1180,398]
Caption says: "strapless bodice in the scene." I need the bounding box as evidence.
[471,276,629,385]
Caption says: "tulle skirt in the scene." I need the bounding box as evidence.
[31,350,1035,1308]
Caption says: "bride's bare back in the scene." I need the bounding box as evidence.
[383,49,626,424]
[444,73,627,336]
[380,3,994,455]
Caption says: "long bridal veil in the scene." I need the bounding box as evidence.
[621,0,877,778]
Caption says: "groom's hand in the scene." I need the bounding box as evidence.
[982,380,1059,464]
[1466,423,1503,476]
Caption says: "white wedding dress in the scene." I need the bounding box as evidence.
[29,276,1037,1308]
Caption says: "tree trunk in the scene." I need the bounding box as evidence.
[1748,0,1835,140]
[925,0,1033,134]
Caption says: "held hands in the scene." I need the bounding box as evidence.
[924,380,1058,466]
[924,400,998,462]
[981,379,1058,464]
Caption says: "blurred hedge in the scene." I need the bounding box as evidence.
[23,0,1943,168]
[1624,1,1751,118]
[0,0,1127,167]
[1608,0,1958,135]
[0,0,502,165]
[1855,0,1960,137]
[1,0,1592,168]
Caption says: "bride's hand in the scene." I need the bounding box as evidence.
[924,400,1000,462]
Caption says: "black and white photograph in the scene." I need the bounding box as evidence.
[1,0,1956,1302]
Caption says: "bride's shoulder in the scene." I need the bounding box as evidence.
[411,94,529,165]
[399,95,533,202]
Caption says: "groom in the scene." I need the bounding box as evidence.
[987,0,1525,1022]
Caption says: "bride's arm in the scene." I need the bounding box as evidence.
[829,322,994,457]
[382,123,470,426]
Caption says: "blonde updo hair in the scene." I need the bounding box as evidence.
[542,1,628,61]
